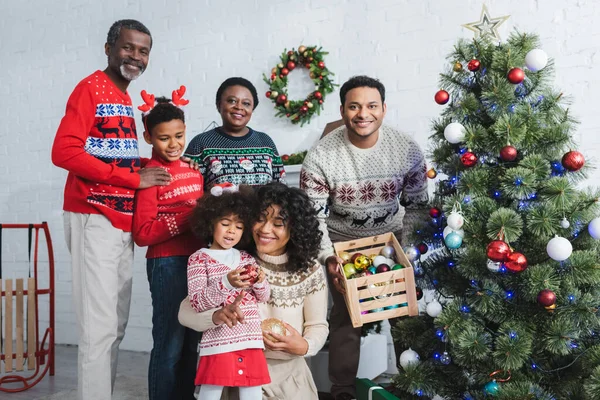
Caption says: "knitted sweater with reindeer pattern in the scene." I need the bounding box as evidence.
[52,70,141,232]
[300,125,429,264]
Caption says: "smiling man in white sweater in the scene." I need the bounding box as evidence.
[300,75,428,400]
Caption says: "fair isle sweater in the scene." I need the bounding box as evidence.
[178,252,329,360]
[300,125,429,264]
[187,249,271,356]
[132,151,204,259]
[52,70,141,232]
[184,127,286,191]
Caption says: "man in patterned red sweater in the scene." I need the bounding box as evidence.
[51,20,170,400]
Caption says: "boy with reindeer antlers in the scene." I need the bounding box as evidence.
[133,87,204,400]
[51,20,173,400]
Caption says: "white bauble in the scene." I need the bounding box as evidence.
[403,245,420,261]
[386,258,396,267]
[399,348,420,369]
[380,245,395,259]
[426,300,443,318]
[588,217,600,239]
[372,255,388,267]
[447,212,465,230]
[487,259,501,272]
[525,49,548,72]
[560,217,570,229]
[443,122,466,144]
[546,236,573,261]
[443,226,465,239]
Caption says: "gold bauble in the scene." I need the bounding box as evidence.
[545,304,557,312]
[284,101,291,109]
[426,168,437,179]
[271,67,277,74]
[261,318,287,341]
[270,91,279,99]
[453,62,463,72]
[307,102,314,109]
[339,251,351,262]
[298,45,307,54]
[354,255,370,271]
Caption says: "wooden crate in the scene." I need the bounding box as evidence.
[333,233,419,327]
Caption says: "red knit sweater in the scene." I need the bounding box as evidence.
[133,152,204,258]
[52,71,141,232]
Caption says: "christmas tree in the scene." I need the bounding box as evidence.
[392,32,600,400]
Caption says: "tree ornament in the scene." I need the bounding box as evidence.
[444,122,466,144]
[372,255,387,267]
[270,91,279,99]
[261,318,287,340]
[427,168,437,179]
[392,264,405,270]
[461,151,478,167]
[265,91,272,98]
[486,240,511,262]
[487,259,501,272]
[546,235,573,261]
[443,226,464,239]
[429,207,441,218]
[416,287,423,300]
[561,150,585,172]
[354,255,370,271]
[435,90,450,105]
[426,300,443,317]
[545,303,557,312]
[560,217,570,229]
[500,145,518,161]
[403,245,420,261]
[483,381,500,396]
[380,245,395,259]
[507,67,525,84]
[445,232,463,249]
[339,251,351,262]
[350,253,363,263]
[243,264,259,284]
[440,351,452,365]
[504,252,528,272]
[453,61,463,72]
[263,45,336,126]
[276,94,287,104]
[399,348,420,369]
[447,212,465,230]
[417,243,429,255]
[467,59,481,71]
[525,48,548,71]
[537,289,556,307]
[588,217,600,239]
[343,263,357,278]
[376,264,391,273]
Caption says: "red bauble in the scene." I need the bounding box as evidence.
[500,145,518,162]
[266,91,272,98]
[350,253,363,263]
[417,243,429,255]
[300,106,309,113]
[314,91,323,100]
[486,240,511,262]
[243,265,259,285]
[467,59,481,71]
[318,61,325,69]
[429,207,441,218]
[287,50,294,56]
[434,90,450,105]
[286,113,290,117]
[305,63,311,68]
[319,100,323,104]
[416,287,423,300]
[561,150,585,172]
[271,74,276,81]
[281,68,290,76]
[279,74,284,79]
[376,264,390,273]
[504,252,528,273]
[537,289,556,307]
[507,68,525,84]
[287,61,296,70]
[276,94,287,104]
[461,151,478,167]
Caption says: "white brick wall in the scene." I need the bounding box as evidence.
[1,0,599,351]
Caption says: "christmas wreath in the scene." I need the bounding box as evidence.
[262,45,336,126]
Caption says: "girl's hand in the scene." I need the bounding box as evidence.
[263,323,308,356]
[256,268,266,284]
[227,269,252,289]
[212,292,245,328]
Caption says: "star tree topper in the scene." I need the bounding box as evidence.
[462,4,510,41]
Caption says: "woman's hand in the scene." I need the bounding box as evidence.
[263,323,308,356]
[256,268,266,284]
[326,255,346,294]
[180,156,201,171]
[212,292,245,328]
[227,269,252,289]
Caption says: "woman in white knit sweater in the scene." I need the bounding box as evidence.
[179,183,329,400]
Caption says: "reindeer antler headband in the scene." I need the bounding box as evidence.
[138,85,190,116]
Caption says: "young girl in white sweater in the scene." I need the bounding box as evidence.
[188,183,271,400]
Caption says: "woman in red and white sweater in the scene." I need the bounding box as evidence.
[188,184,271,400]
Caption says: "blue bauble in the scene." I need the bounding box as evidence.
[444,232,463,249]
[483,381,500,396]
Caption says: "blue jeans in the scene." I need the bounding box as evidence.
[147,256,199,400]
